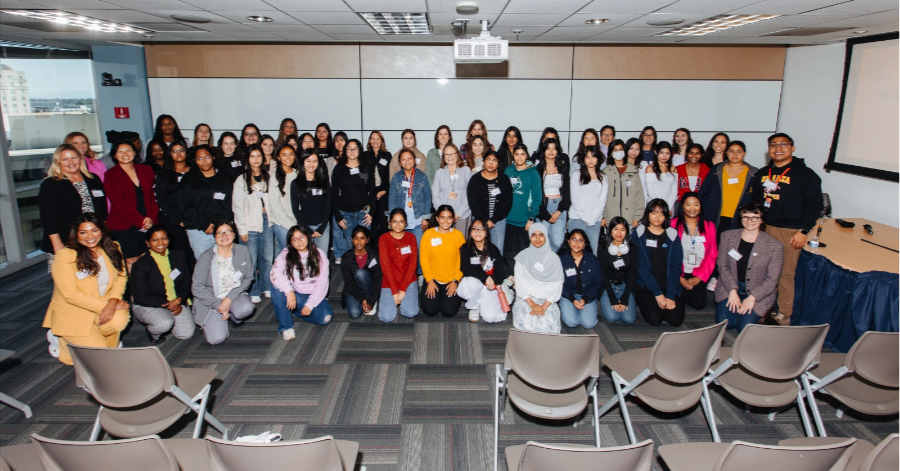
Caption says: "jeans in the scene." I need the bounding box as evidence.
[310,221,330,255]
[186,229,216,259]
[245,213,274,297]
[490,219,507,256]
[379,282,419,322]
[331,216,345,260]
[560,294,599,329]
[599,284,636,324]
[273,223,290,256]
[715,281,760,332]
[271,289,333,331]
[336,210,371,260]
[346,269,375,319]
[406,224,424,275]
[568,219,602,257]
[540,198,567,253]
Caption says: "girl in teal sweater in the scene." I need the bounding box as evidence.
[503,143,542,276]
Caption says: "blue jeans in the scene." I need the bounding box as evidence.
[540,198,567,253]
[186,229,215,259]
[310,221,330,255]
[490,219,507,256]
[406,225,424,275]
[560,294,599,329]
[379,282,419,322]
[346,269,375,319]
[331,216,344,260]
[245,213,274,297]
[568,219,602,257]
[715,281,759,332]
[271,288,333,331]
[336,210,370,260]
[273,223,290,256]
[599,284,636,324]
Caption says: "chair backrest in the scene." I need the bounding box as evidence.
[860,434,899,471]
[730,324,829,380]
[649,321,727,383]
[205,435,345,471]
[504,329,600,390]
[30,434,179,471]
[714,438,856,471]
[68,344,176,408]
[844,332,899,388]
[517,440,653,471]
[0,455,9,471]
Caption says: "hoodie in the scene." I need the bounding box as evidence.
[749,157,823,231]
[503,163,541,227]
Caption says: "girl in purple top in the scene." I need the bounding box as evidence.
[270,225,332,340]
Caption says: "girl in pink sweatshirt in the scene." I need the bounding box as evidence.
[270,225,332,340]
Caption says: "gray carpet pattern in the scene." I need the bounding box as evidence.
[0,263,896,470]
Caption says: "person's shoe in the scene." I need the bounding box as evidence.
[117,341,123,348]
[263,291,271,299]
[468,308,480,322]
[230,318,244,329]
[772,312,791,326]
[707,277,717,291]
[47,329,60,358]
[282,328,296,340]
[251,295,262,304]
[365,302,378,316]
[148,331,167,346]
[334,257,341,265]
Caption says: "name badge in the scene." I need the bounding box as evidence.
[76,270,91,280]
[350,167,359,175]
[490,188,501,196]
[231,161,241,168]
[695,236,705,242]
[401,181,411,188]
[764,199,772,208]
[169,269,181,280]
[257,191,266,199]
[416,158,421,164]
[368,258,377,268]
[379,158,388,166]
[91,189,105,197]
[470,256,481,265]
[625,181,632,187]
[509,177,519,185]
[177,176,183,182]
[646,239,658,248]
[431,237,442,246]
[728,249,743,261]
[311,189,323,196]
[400,246,412,255]
[534,262,544,273]
[232,271,243,282]
[449,192,458,200]
[213,192,226,200]
[688,254,697,265]
[613,259,625,269]
[565,268,576,277]
[727,178,739,184]
[450,174,458,181]
[763,180,778,190]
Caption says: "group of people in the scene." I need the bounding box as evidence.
[39,116,824,365]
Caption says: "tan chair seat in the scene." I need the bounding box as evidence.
[0,444,41,471]
[100,368,218,438]
[334,440,360,471]
[504,443,595,471]
[711,348,799,408]
[164,438,211,471]
[507,373,587,420]
[603,349,703,413]
[779,437,874,471]
[809,353,899,416]
[657,442,731,471]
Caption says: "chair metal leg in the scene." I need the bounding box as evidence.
[794,379,814,437]
[89,407,104,441]
[193,387,210,439]
[700,381,720,442]
[612,376,636,444]
[0,392,32,418]
[494,365,500,471]
[499,368,509,421]
[591,382,601,448]
[802,374,826,437]
[767,405,790,421]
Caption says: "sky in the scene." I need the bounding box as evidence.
[0,58,96,100]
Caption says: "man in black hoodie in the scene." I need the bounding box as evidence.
[749,133,823,325]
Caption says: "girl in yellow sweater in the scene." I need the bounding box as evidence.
[419,205,467,317]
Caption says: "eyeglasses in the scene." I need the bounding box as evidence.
[569,238,585,244]
[768,142,791,149]
[642,133,656,138]
[471,228,486,233]
[346,147,360,152]
[444,151,458,157]
[741,216,761,222]
[196,155,213,161]
[171,148,186,155]
[244,132,259,137]
[215,230,234,236]
[290,237,305,243]
[390,219,406,225]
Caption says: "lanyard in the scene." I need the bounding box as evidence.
[766,167,791,193]
[405,170,415,200]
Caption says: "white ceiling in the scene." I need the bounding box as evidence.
[0,0,896,46]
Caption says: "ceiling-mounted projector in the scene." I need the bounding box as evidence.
[454,19,508,64]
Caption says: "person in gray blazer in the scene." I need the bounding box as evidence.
[191,220,256,345]
[714,202,784,331]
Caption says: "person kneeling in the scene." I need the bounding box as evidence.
[131,226,195,345]
[457,218,508,323]
[341,226,381,319]
[512,223,563,333]
[270,226,332,339]
[420,205,467,317]
[558,229,603,329]
[378,209,420,322]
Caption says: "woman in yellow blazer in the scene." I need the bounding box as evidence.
[43,213,130,365]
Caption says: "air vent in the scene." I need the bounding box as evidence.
[487,42,501,56]
[763,27,859,37]
[457,43,472,57]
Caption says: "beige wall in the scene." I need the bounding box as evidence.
[145,43,785,80]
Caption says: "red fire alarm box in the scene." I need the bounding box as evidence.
[114,107,130,119]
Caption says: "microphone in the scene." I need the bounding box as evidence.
[864,224,874,235]
[809,216,828,249]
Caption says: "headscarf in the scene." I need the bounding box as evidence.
[514,223,563,282]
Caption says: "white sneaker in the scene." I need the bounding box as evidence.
[365,302,377,316]
[117,341,123,348]
[282,328,295,340]
[47,329,60,358]
[251,296,262,304]
[334,257,341,265]
[263,291,271,298]
[468,308,480,322]
[707,277,717,291]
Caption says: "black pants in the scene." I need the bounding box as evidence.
[635,287,685,327]
[680,275,708,310]
[421,281,463,317]
[503,224,531,277]
[159,212,195,271]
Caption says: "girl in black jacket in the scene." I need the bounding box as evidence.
[341,226,383,318]
[291,150,332,254]
[178,145,234,258]
[536,138,571,252]
[457,218,509,323]
[466,152,513,256]
[598,216,639,324]
[154,140,194,268]
[130,226,195,344]
[363,131,392,241]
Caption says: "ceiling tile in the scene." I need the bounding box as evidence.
[811,10,899,27]
[727,0,847,15]
[180,0,275,10]
[539,26,613,36]
[144,10,236,24]
[579,0,679,15]
[503,0,593,14]
[312,24,376,33]
[802,0,898,15]
[291,11,367,25]
[426,0,509,13]
[104,0,197,9]
[273,31,333,40]
[326,33,385,40]
[245,23,317,32]
[593,27,661,37]
[21,0,125,8]
[657,0,763,15]
[556,13,642,27]
[215,10,306,24]
[264,0,351,12]
[491,25,552,36]
[493,13,571,26]
[67,10,173,23]
[0,0,45,8]
[428,12,502,28]
[621,13,711,28]
[344,0,427,11]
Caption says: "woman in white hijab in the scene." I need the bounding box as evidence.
[512,222,564,333]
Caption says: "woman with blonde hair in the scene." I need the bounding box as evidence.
[64,131,106,181]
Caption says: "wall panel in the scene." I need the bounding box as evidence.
[573,45,786,80]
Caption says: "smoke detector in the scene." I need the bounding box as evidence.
[456,1,479,14]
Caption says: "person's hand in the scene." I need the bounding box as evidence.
[485,276,496,291]
[664,298,676,310]
[525,220,533,231]
[171,304,183,316]
[285,291,296,310]
[421,220,429,230]
[115,299,129,311]
[613,304,626,312]
[99,299,117,325]
[142,217,154,230]
[655,294,667,309]
[338,219,348,229]
[632,220,639,228]
[311,231,321,238]
[789,231,807,250]
[363,214,373,226]
[487,220,495,229]
[204,224,214,234]
[727,290,742,313]
[680,277,693,290]
[601,218,607,227]
[300,305,312,317]
[739,295,756,315]
[376,190,386,200]
[425,280,438,299]
[218,297,233,315]
[180,223,184,227]
[163,298,180,312]
[574,299,585,310]
[362,300,372,313]
[549,211,561,224]
[687,277,702,288]
[447,281,458,297]
[240,234,249,243]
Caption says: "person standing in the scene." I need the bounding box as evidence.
[699,141,757,236]
[178,145,234,258]
[601,139,644,229]
[503,144,542,274]
[535,138,570,252]
[232,144,273,303]
[568,146,608,255]
[332,139,376,263]
[104,141,158,270]
[389,130,428,181]
[269,145,301,254]
[388,148,431,249]
[363,131,392,242]
[749,133,823,325]
[431,144,472,233]
[425,125,453,184]
[291,150,331,255]
[675,144,709,200]
[153,140,194,268]
[467,153,513,255]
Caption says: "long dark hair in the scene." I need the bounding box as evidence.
[296,149,327,194]
[238,123,261,153]
[640,198,671,228]
[217,131,239,161]
[274,144,297,196]
[624,137,642,166]
[163,140,191,184]
[299,132,315,150]
[641,125,658,148]
[651,141,675,179]
[604,139,626,167]
[500,126,523,166]
[536,138,567,175]
[557,228,593,256]
[145,138,168,164]
[702,133,730,167]
[672,128,694,156]
[602,216,632,251]
[66,213,124,276]
[314,123,334,156]
[574,128,601,164]
[433,125,453,149]
[152,114,185,143]
[241,144,270,195]
[466,218,493,265]
[578,145,604,186]
[674,191,707,235]
[429,204,456,228]
[341,139,367,170]
[284,225,321,281]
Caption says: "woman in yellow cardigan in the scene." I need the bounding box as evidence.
[43,213,130,365]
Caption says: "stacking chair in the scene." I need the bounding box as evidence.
[598,321,727,443]
[29,434,179,471]
[205,435,361,471]
[494,329,601,471]
[704,324,829,438]
[68,344,229,441]
[505,439,653,471]
[779,433,899,471]
[658,437,857,471]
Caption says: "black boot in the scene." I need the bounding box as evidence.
[148,330,167,345]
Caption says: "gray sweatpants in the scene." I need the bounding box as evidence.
[132,304,196,340]
[193,293,255,345]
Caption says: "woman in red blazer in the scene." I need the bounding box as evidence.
[104,141,159,270]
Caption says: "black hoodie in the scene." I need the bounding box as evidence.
[749,157,823,231]
[178,168,234,231]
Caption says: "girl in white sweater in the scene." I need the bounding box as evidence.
[568,146,608,256]
[268,144,300,253]
[643,141,678,213]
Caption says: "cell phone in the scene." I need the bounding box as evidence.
[834,219,855,228]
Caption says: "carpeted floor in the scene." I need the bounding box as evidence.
[0,263,896,470]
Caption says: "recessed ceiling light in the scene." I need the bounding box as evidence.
[359,12,429,35]
[659,14,780,36]
[647,18,684,27]
[456,1,478,14]
[0,10,154,34]
[170,14,211,24]
[246,16,274,22]
[585,18,609,25]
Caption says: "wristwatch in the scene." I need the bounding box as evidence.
[799,229,809,235]
[528,217,536,223]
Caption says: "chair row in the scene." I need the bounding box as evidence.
[493,324,898,470]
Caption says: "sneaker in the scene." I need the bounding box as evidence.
[47,329,60,358]
[334,257,341,265]
[707,277,717,291]
[147,330,167,346]
[251,295,262,304]
[263,291,271,299]
[282,328,296,340]
[468,308,480,322]
[365,302,377,316]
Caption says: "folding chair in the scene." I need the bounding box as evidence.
[205,435,361,471]
[29,434,179,471]
[779,433,899,471]
[659,437,857,471]
[505,439,653,471]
